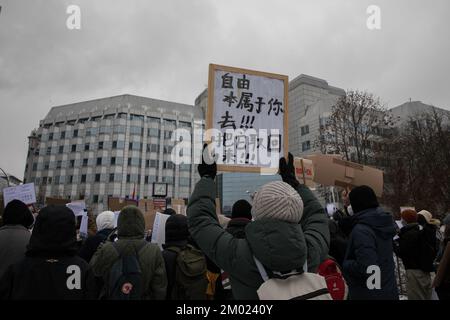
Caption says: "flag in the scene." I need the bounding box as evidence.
[132,183,136,200]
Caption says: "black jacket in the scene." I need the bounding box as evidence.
[328,219,348,266]
[0,205,98,300]
[343,207,399,300]
[78,228,114,263]
[398,223,437,272]
[225,218,251,239]
[0,255,98,300]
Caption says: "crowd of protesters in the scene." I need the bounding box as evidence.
[0,149,449,300]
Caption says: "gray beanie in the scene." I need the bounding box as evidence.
[251,181,304,223]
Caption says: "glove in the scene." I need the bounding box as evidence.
[278,152,300,189]
[198,143,217,179]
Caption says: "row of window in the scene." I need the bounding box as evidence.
[31,158,191,171]
[30,174,191,186]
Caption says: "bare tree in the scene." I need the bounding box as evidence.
[377,108,450,216]
[316,90,394,165]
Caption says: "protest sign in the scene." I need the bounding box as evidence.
[171,198,186,215]
[206,64,288,173]
[151,212,170,249]
[3,183,36,207]
[108,197,137,212]
[305,154,384,197]
[152,198,166,211]
[66,200,87,217]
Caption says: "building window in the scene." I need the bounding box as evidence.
[70,159,75,168]
[164,131,172,139]
[151,159,157,168]
[179,177,190,187]
[42,177,47,185]
[148,128,159,137]
[61,131,66,139]
[163,161,174,169]
[96,157,102,165]
[69,175,73,183]
[44,162,49,170]
[81,175,87,183]
[49,133,53,141]
[98,141,104,150]
[95,174,101,182]
[71,144,76,152]
[83,159,88,167]
[48,177,52,184]
[180,163,191,171]
[112,141,117,149]
[73,129,78,138]
[126,174,131,183]
[301,125,310,136]
[32,163,38,171]
[128,157,132,166]
[84,143,90,151]
[56,161,62,169]
[93,195,99,203]
[109,173,114,182]
[46,147,51,155]
[111,157,116,165]
[164,145,173,154]
[302,141,311,152]
[59,146,64,154]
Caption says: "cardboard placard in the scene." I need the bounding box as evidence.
[108,197,138,212]
[3,183,36,207]
[207,64,289,174]
[294,158,315,187]
[305,154,384,197]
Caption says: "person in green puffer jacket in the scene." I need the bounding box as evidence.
[187,148,330,300]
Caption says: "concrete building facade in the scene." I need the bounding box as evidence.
[24,94,204,213]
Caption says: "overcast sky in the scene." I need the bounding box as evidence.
[1,0,449,178]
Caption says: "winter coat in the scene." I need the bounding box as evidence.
[78,228,114,263]
[0,206,98,300]
[398,223,437,272]
[343,207,399,300]
[328,219,348,266]
[226,218,251,239]
[90,207,167,300]
[0,225,31,279]
[187,177,330,300]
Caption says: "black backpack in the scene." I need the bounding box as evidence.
[106,241,147,300]
[166,245,208,300]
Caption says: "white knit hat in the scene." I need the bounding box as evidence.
[251,181,304,223]
[96,211,115,231]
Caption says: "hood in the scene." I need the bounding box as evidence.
[245,219,307,273]
[27,205,77,257]
[352,207,396,240]
[117,206,145,239]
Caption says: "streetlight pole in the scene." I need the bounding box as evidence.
[0,167,10,187]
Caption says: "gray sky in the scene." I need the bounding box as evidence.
[1,0,449,178]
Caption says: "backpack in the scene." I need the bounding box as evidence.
[166,245,208,300]
[253,257,332,300]
[317,258,348,300]
[106,241,147,300]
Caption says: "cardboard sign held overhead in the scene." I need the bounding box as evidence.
[305,154,384,197]
[207,64,289,174]
[45,197,70,206]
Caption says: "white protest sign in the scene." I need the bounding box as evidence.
[207,64,288,173]
[151,212,170,250]
[113,211,120,228]
[3,183,36,207]
[66,201,87,216]
[66,201,88,237]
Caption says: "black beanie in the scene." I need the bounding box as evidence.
[3,199,34,228]
[165,214,189,244]
[349,185,379,214]
[27,205,77,257]
[231,199,252,220]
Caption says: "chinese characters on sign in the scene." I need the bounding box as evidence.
[208,64,288,173]
[2,183,37,207]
